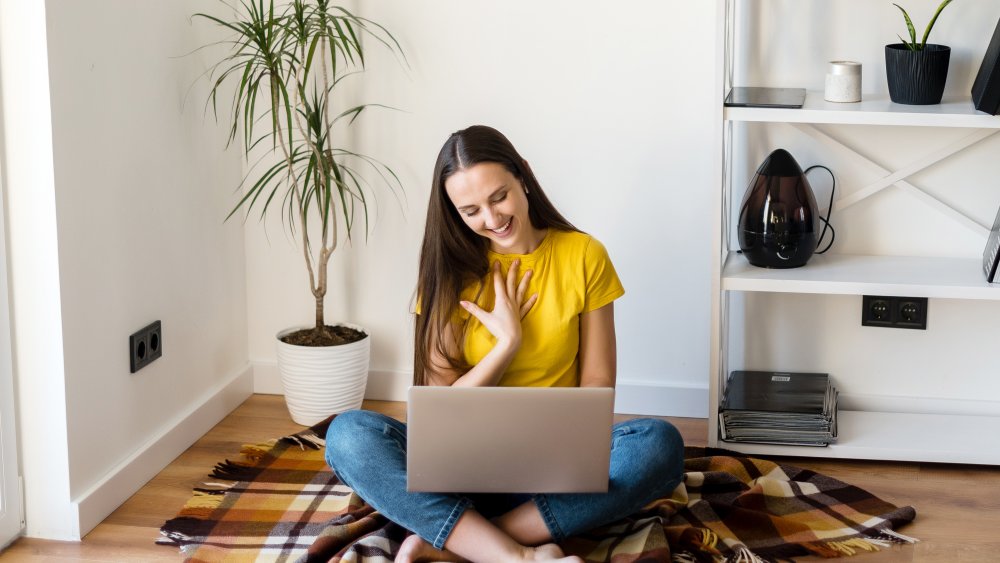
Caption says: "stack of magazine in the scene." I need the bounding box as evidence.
[720,370,838,447]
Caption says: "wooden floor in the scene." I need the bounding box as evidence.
[1,394,998,562]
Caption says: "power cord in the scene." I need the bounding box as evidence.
[805,165,836,254]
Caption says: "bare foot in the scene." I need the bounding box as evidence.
[395,533,467,563]
[526,543,583,562]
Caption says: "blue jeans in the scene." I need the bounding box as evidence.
[325,409,684,550]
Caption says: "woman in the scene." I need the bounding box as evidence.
[326,126,684,563]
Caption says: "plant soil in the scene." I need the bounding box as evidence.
[281,325,367,347]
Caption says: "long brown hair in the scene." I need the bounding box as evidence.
[414,125,576,385]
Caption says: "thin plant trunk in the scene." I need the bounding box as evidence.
[267,76,331,337]
[314,247,331,331]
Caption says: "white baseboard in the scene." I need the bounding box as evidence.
[74,365,253,537]
[615,380,709,418]
[364,369,412,400]
[252,361,410,401]
[253,362,708,417]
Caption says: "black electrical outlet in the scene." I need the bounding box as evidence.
[861,296,927,330]
[896,298,928,329]
[862,296,893,326]
[129,320,163,373]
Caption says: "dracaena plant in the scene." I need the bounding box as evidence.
[894,0,954,51]
[196,0,404,345]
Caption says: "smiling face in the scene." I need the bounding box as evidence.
[444,161,544,254]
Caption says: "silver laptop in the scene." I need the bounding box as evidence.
[406,386,615,493]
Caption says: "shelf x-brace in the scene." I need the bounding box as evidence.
[787,123,998,238]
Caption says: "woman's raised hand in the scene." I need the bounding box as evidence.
[460,259,538,348]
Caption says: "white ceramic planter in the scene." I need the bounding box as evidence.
[275,324,371,426]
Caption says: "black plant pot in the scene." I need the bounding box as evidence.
[885,43,951,105]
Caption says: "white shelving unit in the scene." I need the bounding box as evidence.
[719,410,1000,465]
[722,253,1000,300]
[709,0,1000,464]
[724,90,1000,129]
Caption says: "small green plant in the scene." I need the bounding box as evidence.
[894,0,954,51]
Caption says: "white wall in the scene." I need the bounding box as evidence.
[1,0,250,539]
[246,0,720,416]
[727,1,1000,410]
[734,0,996,98]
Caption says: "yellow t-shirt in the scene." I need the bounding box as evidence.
[459,229,625,387]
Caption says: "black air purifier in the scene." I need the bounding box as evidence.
[737,149,820,269]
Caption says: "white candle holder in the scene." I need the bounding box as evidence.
[825,61,862,103]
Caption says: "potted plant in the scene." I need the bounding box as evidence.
[196,0,404,425]
[885,0,955,104]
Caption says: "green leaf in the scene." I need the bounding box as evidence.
[304,33,320,83]
[921,0,954,49]
[893,4,918,48]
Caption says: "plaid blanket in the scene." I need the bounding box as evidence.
[159,418,916,562]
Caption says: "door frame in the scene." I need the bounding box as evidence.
[0,116,24,550]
